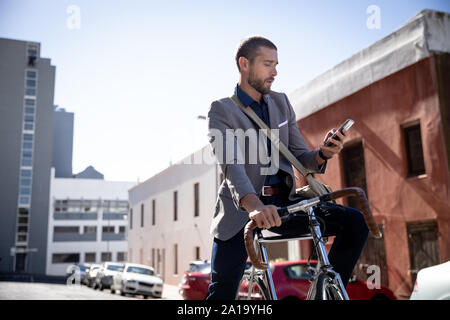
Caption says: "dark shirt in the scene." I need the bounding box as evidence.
[235,84,281,186]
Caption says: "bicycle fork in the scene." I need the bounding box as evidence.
[258,242,278,300]
[306,207,349,300]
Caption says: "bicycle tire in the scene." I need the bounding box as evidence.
[236,275,270,300]
[309,273,345,300]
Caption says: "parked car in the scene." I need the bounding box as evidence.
[86,264,102,287]
[180,259,396,300]
[238,260,396,300]
[65,263,91,285]
[111,263,163,298]
[94,262,125,290]
[179,260,211,300]
[410,261,450,300]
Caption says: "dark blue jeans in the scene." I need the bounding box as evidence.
[205,193,369,300]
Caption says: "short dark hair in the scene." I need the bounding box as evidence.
[235,36,277,72]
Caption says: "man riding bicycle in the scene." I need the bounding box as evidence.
[205,36,369,300]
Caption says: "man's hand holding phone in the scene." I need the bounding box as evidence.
[319,119,354,160]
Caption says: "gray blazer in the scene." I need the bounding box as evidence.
[207,89,327,241]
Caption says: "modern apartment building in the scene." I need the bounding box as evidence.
[0,38,56,274]
[52,107,74,178]
[46,167,136,276]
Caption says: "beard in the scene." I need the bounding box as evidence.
[248,69,273,95]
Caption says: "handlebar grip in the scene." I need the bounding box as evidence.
[323,187,382,239]
[243,187,382,270]
[243,220,269,270]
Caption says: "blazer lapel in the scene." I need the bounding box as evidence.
[265,94,278,130]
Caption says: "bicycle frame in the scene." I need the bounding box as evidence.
[252,206,349,300]
[242,187,381,300]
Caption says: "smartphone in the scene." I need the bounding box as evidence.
[324,119,354,147]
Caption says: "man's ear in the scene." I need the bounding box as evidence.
[239,56,249,72]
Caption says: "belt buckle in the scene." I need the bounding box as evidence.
[262,186,271,197]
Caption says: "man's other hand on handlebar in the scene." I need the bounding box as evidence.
[240,193,282,229]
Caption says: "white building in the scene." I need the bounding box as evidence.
[128,146,219,286]
[45,167,136,276]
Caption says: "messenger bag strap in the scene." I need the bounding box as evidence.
[231,94,329,196]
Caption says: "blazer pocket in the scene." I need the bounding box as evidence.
[278,120,288,128]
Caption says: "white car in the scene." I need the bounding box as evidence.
[94,262,125,290]
[410,261,450,300]
[86,264,102,287]
[111,263,163,298]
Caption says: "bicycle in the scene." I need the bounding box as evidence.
[237,187,382,300]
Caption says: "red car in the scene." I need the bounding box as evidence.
[179,260,211,300]
[238,260,396,300]
[181,260,396,300]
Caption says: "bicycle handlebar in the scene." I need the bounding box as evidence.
[244,187,382,270]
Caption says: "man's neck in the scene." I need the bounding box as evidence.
[238,79,262,103]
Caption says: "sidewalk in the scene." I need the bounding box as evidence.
[162,283,183,300]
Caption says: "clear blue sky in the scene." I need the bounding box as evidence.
[1,0,449,182]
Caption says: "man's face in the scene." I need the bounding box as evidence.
[246,46,278,95]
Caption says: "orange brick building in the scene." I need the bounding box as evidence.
[288,10,450,299]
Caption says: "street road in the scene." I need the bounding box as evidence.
[0,282,182,300]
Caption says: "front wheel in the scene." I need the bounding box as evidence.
[308,273,346,300]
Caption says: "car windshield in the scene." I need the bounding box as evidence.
[187,263,211,273]
[107,265,124,271]
[284,263,318,280]
[126,266,154,276]
[78,265,89,271]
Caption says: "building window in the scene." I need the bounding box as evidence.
[18,216,28,224]
[403,122,426,177]
[194,183,199,217]
[85,252,96,263]
[141,203,144,228]
[151,248,155,268]
[101,252,112,262]
[83,226,97,234]
[152,199,156,226]
[102,226,115,233]
[174,244,178,275]
[19,196,30,205]
[117,252,127,262]
[173,191,178,221]
[129,208,133,230]
[119,226,125,233]
[18,207,29,215]
[195,247,200,260]
[27,44,38,67]
[21,170,31,178]
[52,253,79,264]
[342,141,368,211]
[54,226,79,234]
